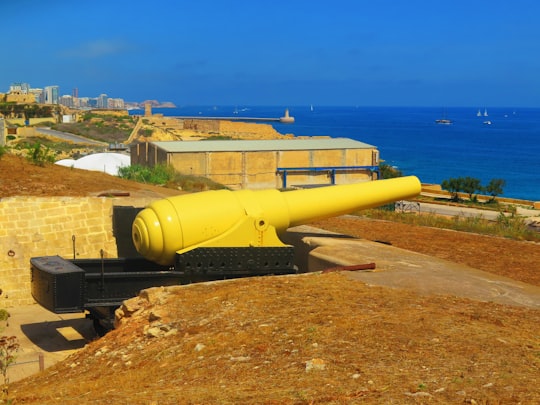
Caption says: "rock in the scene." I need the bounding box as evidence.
[145,326,163,338]
[230,356,251,362]
[405,391,432,398]
[144,323,178,338]
[148,309,169,323]
[194,343,206,352]
[305,358,326,372]
[140,286,170,306]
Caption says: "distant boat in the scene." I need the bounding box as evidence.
[477,109,482,117]
[310,104,314,112]
[483,120,492,125]
[436,109,452,124]
[484,108,488,117]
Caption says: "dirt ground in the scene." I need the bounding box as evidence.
[3,153,540,404]
[0,153,181,199]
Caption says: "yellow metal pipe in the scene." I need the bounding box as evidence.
[132,176,421,265]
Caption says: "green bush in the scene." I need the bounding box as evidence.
[138,128,154,137]
[118,164,227,192]
[379,163,402,179]
[25,142,56,166]
[118,164,174,185]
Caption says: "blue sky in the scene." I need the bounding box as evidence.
[2,0,539,107]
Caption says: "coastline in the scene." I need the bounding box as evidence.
[143,106,540,202]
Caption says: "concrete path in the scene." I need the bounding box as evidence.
[2,306,95,383]
[285,225,540,309]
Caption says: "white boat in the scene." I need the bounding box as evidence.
[436,109,452,124]
[477,109,482,117]
[484,108,488,117]
[483,120,492,125]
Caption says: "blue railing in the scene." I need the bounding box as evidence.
[276,166,380,188]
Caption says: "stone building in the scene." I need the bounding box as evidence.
[130,138,380,189]
[4,91,36,104]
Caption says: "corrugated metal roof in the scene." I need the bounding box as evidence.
[152,138,376,153]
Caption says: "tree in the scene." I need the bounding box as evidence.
[485,178,506,202]
[379,163,402,179]
[461,176,482,202]
[441,177,462,201]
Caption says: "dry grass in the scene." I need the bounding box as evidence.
[313,216,540,287]
[10,273,540,404]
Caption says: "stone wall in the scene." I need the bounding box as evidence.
[129,118,293,143]
[0,196,154,308]
[218,120,291,139]
[166,148,375,189]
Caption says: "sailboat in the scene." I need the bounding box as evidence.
[435,108,452,125]
[484,108,488,117]
[477,109,482,117]
[310,104,314,112]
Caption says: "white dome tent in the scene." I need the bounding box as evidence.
[56,153,130,176]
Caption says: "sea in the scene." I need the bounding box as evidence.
[141,106,540,201]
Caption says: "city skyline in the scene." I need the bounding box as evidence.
[4,82,132,109]
[1,0,540,107]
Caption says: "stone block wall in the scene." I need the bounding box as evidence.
[0,197,120,308]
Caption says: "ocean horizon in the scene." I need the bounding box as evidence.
[140,105,540,202]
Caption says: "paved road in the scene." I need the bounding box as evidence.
[397,200,539,221]
[36,127,107,146]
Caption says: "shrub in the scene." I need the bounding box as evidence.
[118,164,227,192]
[25,142,56,166]
[0,335,19,402]
[0,145,7,159]
[118,164,174,185]
[379,163,402,179]
[138,128,153,137]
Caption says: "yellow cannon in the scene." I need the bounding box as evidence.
[30,175,421,330]
[132,176,421,266]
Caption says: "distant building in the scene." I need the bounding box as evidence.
[59,95,74,108]
[10,82,30,94]
[97,94,108,108]
[6,91,36,104]
[29,88,44,103]
[108,98,125,109]
[44,85,59,104]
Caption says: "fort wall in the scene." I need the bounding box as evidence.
[0,196,153,307]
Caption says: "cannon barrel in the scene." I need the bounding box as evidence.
[132,176,421,265]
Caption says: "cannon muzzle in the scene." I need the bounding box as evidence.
[132,176,421,265]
